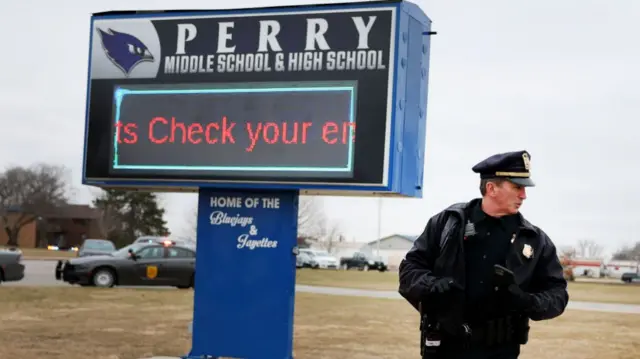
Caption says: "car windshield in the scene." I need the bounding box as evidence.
[111,243,148,257]
[83,240,115,251]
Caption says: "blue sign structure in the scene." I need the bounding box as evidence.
[192,189,299,358]
[82,0,432,358]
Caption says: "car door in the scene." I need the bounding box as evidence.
[353,252,367,267]
[163,247,196,286]
[132,245,171,286]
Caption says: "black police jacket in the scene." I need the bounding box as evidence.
[398,199,569,326]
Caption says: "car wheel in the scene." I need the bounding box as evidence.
[92,269,115,288]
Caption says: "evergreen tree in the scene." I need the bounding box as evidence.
[93,189,169,247]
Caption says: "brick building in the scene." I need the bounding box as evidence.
[0,204,104,248]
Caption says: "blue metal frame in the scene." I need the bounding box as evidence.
[82,0,432,198]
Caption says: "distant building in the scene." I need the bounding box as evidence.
[603,260,640,278]
[359,234,417,270]
[0,204,103,248]
[568,258,604,278]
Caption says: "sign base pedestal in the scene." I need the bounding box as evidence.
[185,188,299,359]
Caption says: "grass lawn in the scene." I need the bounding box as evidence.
[0,287,638,359]
[1,246,77,260]
[295,269,640,305]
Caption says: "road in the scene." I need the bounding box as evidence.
[5,260,65,287]
[6,260,640,315]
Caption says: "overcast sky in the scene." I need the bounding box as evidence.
[1,0,638,256]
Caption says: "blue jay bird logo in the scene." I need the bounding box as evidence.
[97,28,154,76]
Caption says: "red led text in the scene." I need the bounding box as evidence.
[116,116,356,152]
[148,116,236,145]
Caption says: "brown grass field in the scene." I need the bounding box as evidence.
[1,246,77,260]
[296,269,640,305]
[0,287,638,359]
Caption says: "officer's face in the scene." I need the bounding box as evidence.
[492,181,527,214]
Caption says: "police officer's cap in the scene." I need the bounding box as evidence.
[472,150,535,187]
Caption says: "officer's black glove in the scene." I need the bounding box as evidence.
[429,277,463,294]
[493,265,535,312]
[493,264,516,288]
[507,283,535,312]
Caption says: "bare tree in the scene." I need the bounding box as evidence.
[297,196,327,240]
[298,197,345,254]
[182,206,198,240]
[0,163,71,247]
[317,220,344,254]
[612,242,640,261]
[575,239,605,259]
[559,245,577,259]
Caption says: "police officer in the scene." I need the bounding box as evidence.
[398,150,569,359]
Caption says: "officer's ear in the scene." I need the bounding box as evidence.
[485,179,507,196]
[486,181,497,195]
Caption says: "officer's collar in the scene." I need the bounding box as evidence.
[467,198,535,232]
[469,200,490,223]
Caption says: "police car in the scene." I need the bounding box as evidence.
[55,239,195,288]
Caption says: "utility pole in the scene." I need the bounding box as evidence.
[376,197,382,257]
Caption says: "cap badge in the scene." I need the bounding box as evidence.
[522,153,531,171]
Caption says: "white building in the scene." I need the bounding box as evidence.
[359,234,418,270]
[308,240,366,261]
[569,259,604,278]
[603,260,639,278]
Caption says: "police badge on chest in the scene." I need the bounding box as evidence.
[463,221,477,240]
